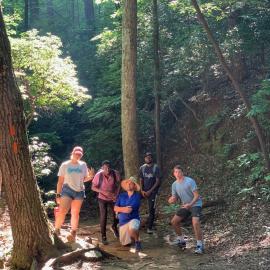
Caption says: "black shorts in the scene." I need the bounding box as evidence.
[176,206,202,220]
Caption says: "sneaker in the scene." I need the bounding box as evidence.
[101,237,108,245]
[195,245,204,254]
[176,239,186,249]
[110,225,119,238]
[67,230,76,243]
[146,228,154,234]
[134,241,142,252]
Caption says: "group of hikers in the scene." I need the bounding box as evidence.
[54,146,204,254]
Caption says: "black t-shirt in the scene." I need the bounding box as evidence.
[139,164,160,193]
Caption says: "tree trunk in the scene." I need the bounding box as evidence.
[83,0,95,29]
[0,7,59,269]
[228,9,248,82]
[152,0,162,171]
[47,0,54,18]
[29,0,39,27]
[191,0,270,170]
[24,0,29,31]
[71,0,75,27]
[121,0,139,178]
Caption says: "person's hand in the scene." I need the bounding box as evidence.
[56,197,61,205]
[125,206,132,214]
[87,167,95,180]
[145,190,152,197]
[168,196,177,204]
[102,191,112,197]
[141,191,147,198]
[101,190,115,199]
[112,194,117,202]
[182,203,191,209]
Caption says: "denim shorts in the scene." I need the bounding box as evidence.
[128,219,140,230]
[61,184,85,200]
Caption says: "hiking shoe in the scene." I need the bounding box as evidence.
[195,245,204,254]
[146,228,154,234]
[101,237,108,245]
[176,239,186,249]
[67,230,76,243]
[110,225,119,238]
[134,241,142,252]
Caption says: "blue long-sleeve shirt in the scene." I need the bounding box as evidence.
[115,192,141,226]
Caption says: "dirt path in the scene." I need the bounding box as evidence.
[1,198,269,269]
[62,219,269,270]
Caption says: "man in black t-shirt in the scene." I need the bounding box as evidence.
[139,152,160,234]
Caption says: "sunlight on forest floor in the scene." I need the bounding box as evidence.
[1,198,270,269]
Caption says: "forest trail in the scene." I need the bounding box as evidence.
[58,221,212,270]
[55,217,269,270]
[1,199,269,269]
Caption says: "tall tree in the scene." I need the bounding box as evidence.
[0,6,59,269]
[83,0,95,29]
[29,0,39,27]
[153,0,162,170]
[191,0,270,170]
[71,0,75,27]
[121,0,139,177]
[24,0,29,31]
[47,0,54,18]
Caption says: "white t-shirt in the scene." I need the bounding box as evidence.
[58,160,88,192]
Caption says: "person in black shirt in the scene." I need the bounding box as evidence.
[139,152,160,233]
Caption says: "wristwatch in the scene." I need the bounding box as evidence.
[56,193,61,198]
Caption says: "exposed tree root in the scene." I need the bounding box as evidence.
[42,244,119,269]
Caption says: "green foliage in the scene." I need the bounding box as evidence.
[248,79,270,131]
[44,200,57,210]
[29,137,57,180]
[227,152,270,200]
[234,153,265,182]
[3,11,22,36]
[162,203,179,214]
[204,114,223,129]
[75,95,122,167]
[3,0,270,201]
[10,30,90,118]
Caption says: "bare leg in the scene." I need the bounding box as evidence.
[171,215,183,236]
[55,196,72,230]
[70,199,83,231]
[192,217,203,241]
[129,229,139,242]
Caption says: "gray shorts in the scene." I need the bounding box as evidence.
[176,206,202,220]
[61,184,85,200]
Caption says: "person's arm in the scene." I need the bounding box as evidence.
[91,172,112,197]
[182,190,200,209]
[139,167,146,197]
[91,172,103,193]
[84,167,95,182]
[114,171,121,199]
[114,194,132,213]
[114,205,132,214]
[146,177,160,196]
[56,176,64,204]
[168,183,178,204]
